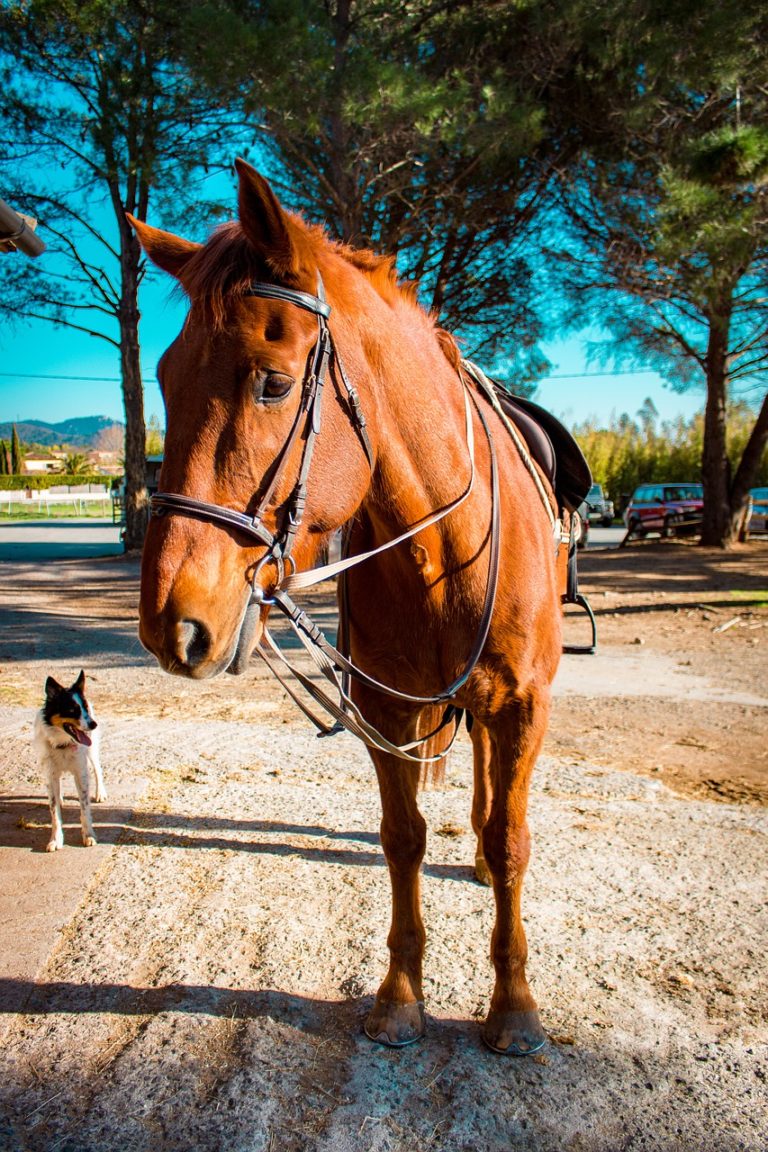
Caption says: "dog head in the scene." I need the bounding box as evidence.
[43,670,98,747]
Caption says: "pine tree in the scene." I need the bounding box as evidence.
[554,0,768,547]
[0,1,236,548]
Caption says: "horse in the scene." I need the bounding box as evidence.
[131,158,585,1056]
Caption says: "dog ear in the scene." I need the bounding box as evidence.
[45,676,63,700]
[74,670,85,693]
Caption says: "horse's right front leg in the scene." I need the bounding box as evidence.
[364,748,427,1047]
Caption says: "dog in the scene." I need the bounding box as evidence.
[33,670,107,852]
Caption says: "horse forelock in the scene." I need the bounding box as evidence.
[179,220,278,328]
[177,213,462,372]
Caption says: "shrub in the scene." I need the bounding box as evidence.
[0,473,111,490]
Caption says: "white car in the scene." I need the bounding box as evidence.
[584,482,614,527]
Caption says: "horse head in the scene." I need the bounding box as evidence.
[131,160,373,679]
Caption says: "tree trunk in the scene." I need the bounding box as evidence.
[700,304,733,548]
[119,231,148,552]
[731,388,768,540]
[326,0,363,245]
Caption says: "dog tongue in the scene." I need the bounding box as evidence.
[64,724,91,747]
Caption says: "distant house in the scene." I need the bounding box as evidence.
[86,449,123,476]
[22,450,64,474]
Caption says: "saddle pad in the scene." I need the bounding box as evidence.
[462,360,592,513]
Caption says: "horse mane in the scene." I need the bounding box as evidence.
[180,216,462,369]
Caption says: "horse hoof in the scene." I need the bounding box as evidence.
[364,1000,426,1047]
[474,855,492,886]
[482,1009,546,1056]
[45,839,62,853]
[82,836,97,848]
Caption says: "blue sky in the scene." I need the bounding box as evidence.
[0,280,705,432]
[0,156,709,432]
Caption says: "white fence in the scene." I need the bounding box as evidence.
[1,485,112,515]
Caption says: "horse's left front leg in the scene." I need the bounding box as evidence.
[364,746,427,1047]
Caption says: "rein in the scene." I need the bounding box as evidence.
[150,277,549,762]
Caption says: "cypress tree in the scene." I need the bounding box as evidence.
[10,425,22,474]
[0,439,9,475]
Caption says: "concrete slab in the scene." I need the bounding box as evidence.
[0,519,123,561]
[0,795,113,1011]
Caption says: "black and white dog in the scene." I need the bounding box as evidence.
[33,670,107,852]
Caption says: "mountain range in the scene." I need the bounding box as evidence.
[0,415,124,448]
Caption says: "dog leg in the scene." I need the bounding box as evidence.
[75,762,97,847]
[46,771,64,852]
[89,748,108,803]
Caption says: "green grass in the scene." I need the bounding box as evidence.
[731,590,768,606]
[0,503,116,521]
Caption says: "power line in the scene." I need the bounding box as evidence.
[0,371,158,383]
[0,368,659,383]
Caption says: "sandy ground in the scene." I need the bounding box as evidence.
[0,541,766,1151]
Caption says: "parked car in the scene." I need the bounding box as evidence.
[583,482,615,526]
[747,487,768,535]
[623,482,704,538]
[575,502,590,549]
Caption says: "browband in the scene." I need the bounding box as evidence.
[245,281,331,319]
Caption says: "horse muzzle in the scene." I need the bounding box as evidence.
[138,519,267,679]
[139,598,266,679]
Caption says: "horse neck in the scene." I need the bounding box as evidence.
[333,277,470,540]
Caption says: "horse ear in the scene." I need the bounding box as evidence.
[234,158,299,278]
[127,215,201,279]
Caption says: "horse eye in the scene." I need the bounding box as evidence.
[262,372,294,402]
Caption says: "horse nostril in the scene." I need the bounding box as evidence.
[176,619,211,668]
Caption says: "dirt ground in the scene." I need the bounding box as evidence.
[558,539,768,806]
[0,540,766,1151]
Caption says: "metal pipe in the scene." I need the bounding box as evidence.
[0,197,46,257]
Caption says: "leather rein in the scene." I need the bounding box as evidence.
[150,277,528,762]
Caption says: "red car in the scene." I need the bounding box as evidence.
[624,483,703,538]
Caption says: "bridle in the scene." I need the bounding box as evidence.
[152,279,373,586]
[150,276,531,762]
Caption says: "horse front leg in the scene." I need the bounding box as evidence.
[470,719,493,886]
[364,743,427,1047]
[481,693,550,1056]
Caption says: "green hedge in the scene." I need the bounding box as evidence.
[0,473,116,490]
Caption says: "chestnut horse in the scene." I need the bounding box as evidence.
[132,159,578,1055]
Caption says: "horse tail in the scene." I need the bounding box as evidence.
[417,704,461,788]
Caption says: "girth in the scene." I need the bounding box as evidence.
[462,359,596,654]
